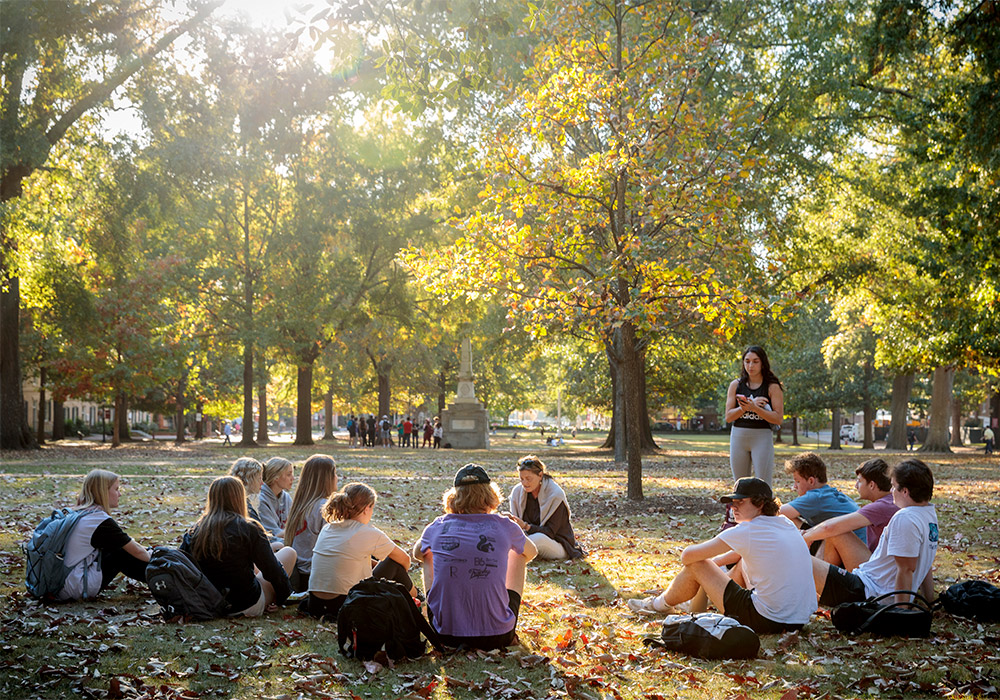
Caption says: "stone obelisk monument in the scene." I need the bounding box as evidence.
[440,338,489,448]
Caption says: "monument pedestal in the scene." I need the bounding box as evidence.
[440,402,490,449]
[440,337,490,449]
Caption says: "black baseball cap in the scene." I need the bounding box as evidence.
[719,477,772,503]
[454,463,491,486]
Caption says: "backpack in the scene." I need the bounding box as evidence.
[642,613,760,660]
[937,580,1000,622]
[831,590,933,637]
[24,507,102,600]
[337,579,444,661]
[145,547,229,621]
[381,419,390,431]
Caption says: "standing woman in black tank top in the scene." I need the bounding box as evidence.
[725,346,784,485]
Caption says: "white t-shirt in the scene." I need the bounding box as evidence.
[856,504,939,598]
[308,519,396,596]
[718,515,817,624]
[59,509,110,601]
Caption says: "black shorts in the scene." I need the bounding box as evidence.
[722,580,804,635]
[818,564,868,607]
[431,590,522,650]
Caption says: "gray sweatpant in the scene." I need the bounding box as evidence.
[729,426,775,485]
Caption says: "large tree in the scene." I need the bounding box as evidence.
[1,0,223,449]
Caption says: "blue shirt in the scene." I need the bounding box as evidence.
[788,484,866,544]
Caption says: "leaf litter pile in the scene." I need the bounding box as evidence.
[1,441,998,699]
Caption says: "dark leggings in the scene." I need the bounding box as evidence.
[299,558,412,619]
[100,547,149,590]
[429,590,522,650]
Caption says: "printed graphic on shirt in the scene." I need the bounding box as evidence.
[928,522,939,542]
[477,535,496,552]
[469,556,498,580]
[439,537,460,551]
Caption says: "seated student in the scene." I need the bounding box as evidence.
[182,476,296,617]
[284,454,338,590]
[627,477,816,634]
[413,464,538,650]
[779,453,866,545]
[259,457,294,540]
[54,469,151,600]
[802,458,899,571]
[813,458,938,606]
[229,457,265,524]
[506,455,584,560]
[300,482,416,619]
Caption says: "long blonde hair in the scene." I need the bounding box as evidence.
[263,457,292,487]
[322,483,376,522]
[190,476,256,560]
[284,454,337,545]
[77,469,119,513]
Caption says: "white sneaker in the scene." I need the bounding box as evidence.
[626,596,675,615]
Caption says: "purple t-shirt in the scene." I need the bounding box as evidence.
[418,513,526,637]
[858,494,899,552]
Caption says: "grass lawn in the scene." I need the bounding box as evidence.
[1,437,998,700]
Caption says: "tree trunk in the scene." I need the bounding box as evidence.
[295,362,315,446]
[863,401,875,449]
[52,399,65,440]
[437,368,446,415]
[621,322,644,501]
[112,393,124,447]
[174,372,187,444]
[774,423,784,444]
[1,269,36,449]
[323,387,334,440]
[240,341,256,446]
[378,369,391,418]
[885,372,913,450]
[37,366,47,445]
[921,366,953,453]
[829,407,842,450]
[117,393,130,443]
[195,400,204,440]
[611,335,627,465]
[257,380,269,445]
[792,416,800,446]
[950,396,963,447]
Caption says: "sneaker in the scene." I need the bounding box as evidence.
[626,596,675,615]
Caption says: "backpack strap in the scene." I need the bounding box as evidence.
[408,599,447,652]
[856,590,933,635]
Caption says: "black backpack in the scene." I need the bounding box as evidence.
[937,580,1000,622]
[145,547,230,621]
[643,613,760,660]
[337,579,444,661]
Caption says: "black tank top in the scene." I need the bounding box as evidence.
[733,377,772,429]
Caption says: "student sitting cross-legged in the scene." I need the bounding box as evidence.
[299,482,417,619]
[812,458,939,607]
[779,453,866,552]
[801,458,899,571]
[627,478,816,634]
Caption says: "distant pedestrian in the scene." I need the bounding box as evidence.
[346,414,357,448]
[367,415,377,447]
[223,422,232,446]
[403,416,413,448]
[433,419,443,449]
[422,418,433,448]
[908,429,916,451]
[984,426,994,456]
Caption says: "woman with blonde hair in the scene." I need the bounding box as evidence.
[259,457,294,539]
[228,457,265,523]
[413,464,537,650]
[300,482,416,619]
[52,469,151,600]
[507,455,584,560]
[284,454,337,589]
[182,476,296,617]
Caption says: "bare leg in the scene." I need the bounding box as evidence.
[661,560,734,613]
[825,532,872,572]
[275,546,297,576]
[812,556,831,599]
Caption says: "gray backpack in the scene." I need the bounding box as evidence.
[24,507,102,600]
[145,547,229,621]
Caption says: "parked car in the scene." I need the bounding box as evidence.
[840,424,858,442]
